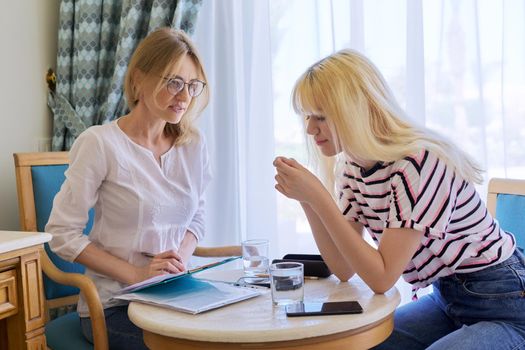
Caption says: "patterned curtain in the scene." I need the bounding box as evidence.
[48,0,203,151]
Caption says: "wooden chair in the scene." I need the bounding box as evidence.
[13,152,240,350]
[487,178,525,249]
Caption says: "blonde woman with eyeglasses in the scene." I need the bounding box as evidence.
[273,49,525,350]
[46,28,211,349]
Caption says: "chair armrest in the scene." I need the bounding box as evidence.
[193,245,242,257]
[40,251,108,350]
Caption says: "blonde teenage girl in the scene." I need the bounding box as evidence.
[274,49,525,350]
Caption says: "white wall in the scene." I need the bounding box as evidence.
[0,0,60,230]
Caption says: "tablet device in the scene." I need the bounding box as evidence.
[285,301,363,317]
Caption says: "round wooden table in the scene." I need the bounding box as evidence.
[128,269,400,350]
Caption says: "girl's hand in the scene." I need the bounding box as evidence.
[133,250,186,283]
[273,156,328,204]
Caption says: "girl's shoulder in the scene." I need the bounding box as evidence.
[392,149,443,174]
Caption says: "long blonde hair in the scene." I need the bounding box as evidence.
[124,27,209,145]
[292,49,483,186]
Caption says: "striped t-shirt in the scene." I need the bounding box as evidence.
[336,149,515,289]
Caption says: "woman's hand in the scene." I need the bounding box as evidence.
[273,156,328,204]
[133,250,186,284]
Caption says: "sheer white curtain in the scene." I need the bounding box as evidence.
[194,0,525,299]
[192,0,279,253]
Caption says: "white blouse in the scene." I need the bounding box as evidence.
[46,120,212,316]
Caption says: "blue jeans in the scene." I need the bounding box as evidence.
[374,249,525,350]
[80,305,147,350]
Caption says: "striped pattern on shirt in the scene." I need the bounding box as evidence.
[336,150,515,289]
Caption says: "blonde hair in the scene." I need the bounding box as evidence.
[292,49,483,187]
[124,27,209,145]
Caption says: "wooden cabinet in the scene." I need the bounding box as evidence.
[0,245,46,350]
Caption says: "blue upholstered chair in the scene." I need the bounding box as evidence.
[14,152,108,350]
[487,178,525,250]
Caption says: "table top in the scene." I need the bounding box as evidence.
[0,231,52,254]
[128,269,400,343]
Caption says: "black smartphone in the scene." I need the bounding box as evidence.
[285,301,363,317]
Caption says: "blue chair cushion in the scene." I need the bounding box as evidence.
[45,312,93,350]
[31,165,94,299]
[496,193,525,249]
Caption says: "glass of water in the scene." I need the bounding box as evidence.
[270,262,304,306]
[241,239,269,277]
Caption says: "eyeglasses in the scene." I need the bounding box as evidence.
[162,77,206,97]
